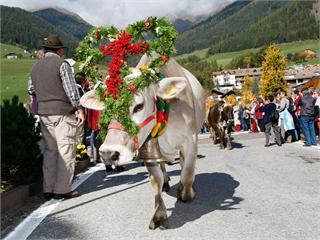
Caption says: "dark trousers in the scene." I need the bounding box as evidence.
[264,121,281,145]
[291,112,301,140]
[257,119,265,132]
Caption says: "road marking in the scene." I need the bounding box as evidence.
[4,164,105,240]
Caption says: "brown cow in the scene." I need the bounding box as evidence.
[207,100,234,149]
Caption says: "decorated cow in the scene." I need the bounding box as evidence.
[207,100,234,149]
[77,17,205,229]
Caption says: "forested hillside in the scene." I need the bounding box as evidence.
[208,0,319,55]
[0,6,82,57]
[176,0,319,55]
[33,8,92,41]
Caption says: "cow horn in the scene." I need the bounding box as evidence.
[136,138,165,163]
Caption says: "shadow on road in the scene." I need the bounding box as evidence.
[28,215,83,239]
[78,163,149,195]
[166,171,243,229]
[232,142,245,149]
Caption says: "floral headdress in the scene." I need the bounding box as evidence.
[76,17,177,137]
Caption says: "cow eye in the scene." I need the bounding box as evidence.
[133,103,144,114]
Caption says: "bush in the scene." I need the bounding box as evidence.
[1,96,42,190]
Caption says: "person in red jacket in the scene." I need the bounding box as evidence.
[254,97,265,132]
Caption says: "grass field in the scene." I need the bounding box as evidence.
[176,39,320,67]
[1,43,31,58]
[1,59,36,103]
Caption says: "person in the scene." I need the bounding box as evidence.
[292,89,302,139]
[28,35,85,200]
[312,89,320,139]
[250,101,258,132]
[278,92,295,143]
[239,105,248,131]
[259,95,282,147]
[297,89,317,146]
[254,97,265,132]
[75,72,87,97]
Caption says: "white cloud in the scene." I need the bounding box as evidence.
[0,0,235,27]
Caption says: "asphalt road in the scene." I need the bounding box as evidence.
[22,134,320,240]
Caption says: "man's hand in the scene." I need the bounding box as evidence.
[76,107,85,126]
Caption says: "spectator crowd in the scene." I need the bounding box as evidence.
[204,88,320,147]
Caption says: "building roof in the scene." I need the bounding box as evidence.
[4,52,17,57]
[213,64,320,82]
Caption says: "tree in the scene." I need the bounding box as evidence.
[259,44,287,97]
[242,75,255,105]
[177,57,218,90]
[1,96,42,189]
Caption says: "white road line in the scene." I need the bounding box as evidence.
[4,164,105,240]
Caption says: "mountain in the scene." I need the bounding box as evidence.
[33,8,93,41]
[0,6,78,56]
[173,19,194,33]
[175,0,319,55]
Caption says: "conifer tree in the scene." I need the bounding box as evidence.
[259,44,287,96]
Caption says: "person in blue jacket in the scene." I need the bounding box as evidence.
[260,95,282,147]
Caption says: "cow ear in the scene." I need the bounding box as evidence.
[155,77,187,99]
[80,90,105,110]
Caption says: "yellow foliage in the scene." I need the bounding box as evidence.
[242,91,255,106]
[243,76,253,92]
[259,44,287,97]
[225,95,237,106]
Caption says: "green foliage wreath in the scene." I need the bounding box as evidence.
[76,17,177,137]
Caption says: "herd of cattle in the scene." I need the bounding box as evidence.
[81,56,234,229]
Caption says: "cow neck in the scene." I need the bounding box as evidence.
[107,98,170,151]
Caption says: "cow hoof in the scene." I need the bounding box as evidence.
[162,182,170,192]
[219,145,224,149]
[177,182,196,202]
[149,214,168,230]
[213,140,218,144]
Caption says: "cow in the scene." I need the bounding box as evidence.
[207,100,234,150]
[80,56,206,230]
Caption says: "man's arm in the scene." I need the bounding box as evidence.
[60,62,85,126]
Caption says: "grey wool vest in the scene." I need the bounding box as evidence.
[31,55,75,115]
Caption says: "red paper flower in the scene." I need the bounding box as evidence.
[161,55,168,62]
[145,20,150,28]
[95,29,100,39]
[128,84,137,93]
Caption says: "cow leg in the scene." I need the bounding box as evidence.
[227,129,232,149]
[146,163,168,230]
[160,162,170,192]
[219,127,225,149]
[177,136,196,202]
[212,126,219,144]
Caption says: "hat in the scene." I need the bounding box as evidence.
[42,35,65,49]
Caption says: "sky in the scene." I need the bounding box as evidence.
[0,0,235,27]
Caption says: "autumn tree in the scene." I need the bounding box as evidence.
[242,75,255,105]
[259,44,287,97]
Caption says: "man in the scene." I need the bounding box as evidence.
[28,35,85,199]
[297,89,317,146]
[260,95,282,147]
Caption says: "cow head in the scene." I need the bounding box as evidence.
[81,69,186,166]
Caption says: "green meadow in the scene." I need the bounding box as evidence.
[176,39,320,67]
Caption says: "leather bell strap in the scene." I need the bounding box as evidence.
[108,114,156,151]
